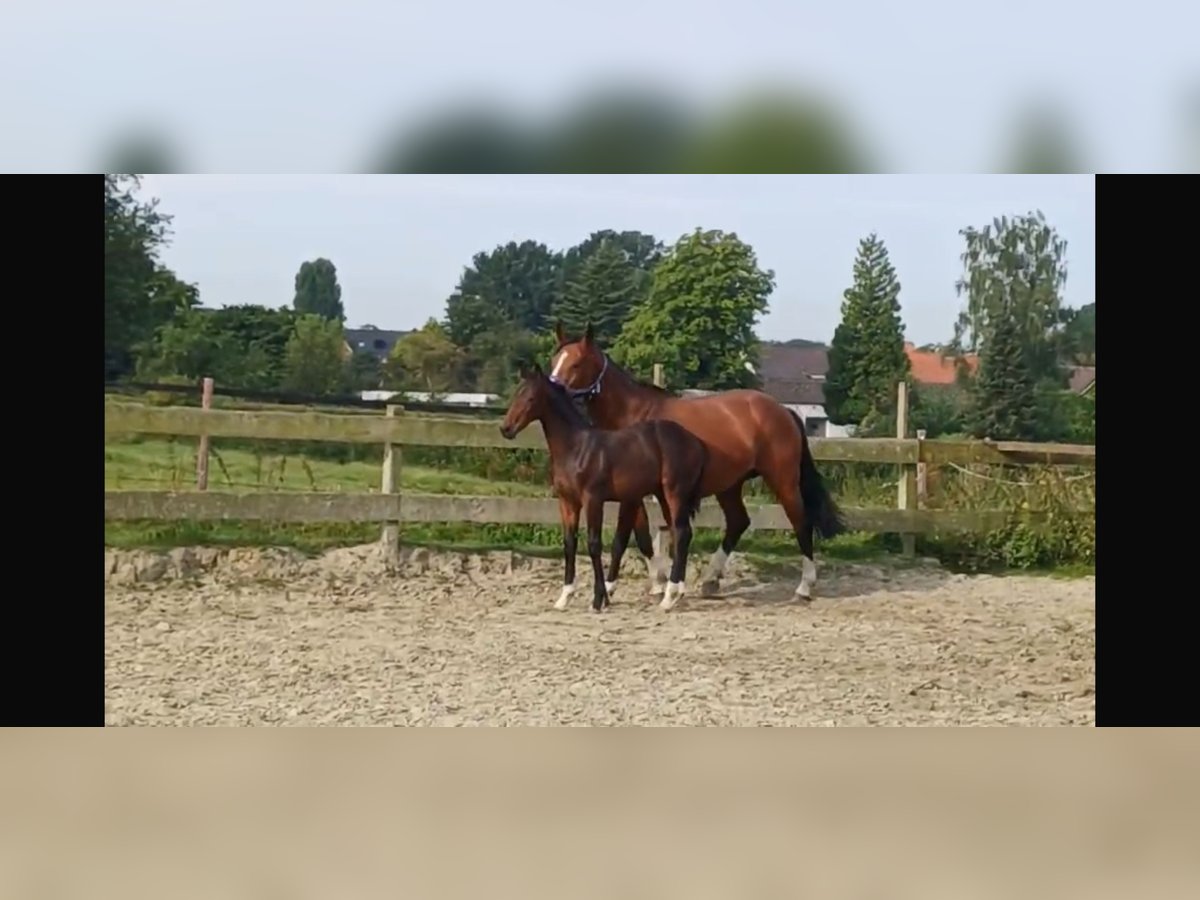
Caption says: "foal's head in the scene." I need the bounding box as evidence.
[500,363,590,440]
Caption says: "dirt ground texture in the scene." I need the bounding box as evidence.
[104,544,1095,726]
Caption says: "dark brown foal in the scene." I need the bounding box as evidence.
[500,363,708,612]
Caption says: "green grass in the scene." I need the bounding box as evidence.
[104,437,552,498]
[104,435,1094,576]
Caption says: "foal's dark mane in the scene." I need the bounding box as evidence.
[542,376,595,430]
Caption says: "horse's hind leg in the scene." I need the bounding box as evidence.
[700,483,753,597]
[632,501,668,595]
[605,501,639,598]
[659,489,696,612]
[761,468,817,602]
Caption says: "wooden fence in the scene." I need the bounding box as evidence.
[104,396,1095,551]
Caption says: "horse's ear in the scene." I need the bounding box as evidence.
[516,361,528,379]
[530,360,543,377]
[583,322,594,345]
[554,320,566,344]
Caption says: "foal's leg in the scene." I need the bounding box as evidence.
[605,501,639,598]
[659,490,696,612]
[555,498,580,610]
[584,496,609,612]
[632,502,669,595]
[700,483,753,597]
[761,470,818,602]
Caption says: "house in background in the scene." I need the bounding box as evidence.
[903,341,979,385]
[746,342,855,438]
[750,340,986,437]
[342,325,411,362]
[1068,365,1095,396]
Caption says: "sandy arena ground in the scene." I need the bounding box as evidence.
[104,544,1095,725]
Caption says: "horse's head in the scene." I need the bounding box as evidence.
[499,362,550,439]
[548,321,608,399]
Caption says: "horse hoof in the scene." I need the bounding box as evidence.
[700,579,721,598]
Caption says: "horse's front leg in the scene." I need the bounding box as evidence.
[556,497,580,610]
[701,485,752,597]
[585,496,609,612]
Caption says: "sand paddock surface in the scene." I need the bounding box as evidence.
[104,544,1094,725]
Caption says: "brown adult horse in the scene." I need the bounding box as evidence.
[500,363,709,612]
[546,323,847,602]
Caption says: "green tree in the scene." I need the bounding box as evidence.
[1059,302,1095,365]
[554,237,646,344]
[823,233,911,433]
[969,308,1040,440]
[139,304,297,389]
[384,319,464,392]
[283,315,347,394]
[559,229,663,286]
[612,228,774,390]
[953,211,1069,387]
[443,240,563,346]
[293,258,345,322]
[345,351,383,391]
[464,324,545,394]
[104,174,198,377]
[911,384,970,438]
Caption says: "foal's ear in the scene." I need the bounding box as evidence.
[583,322,594,345]
[554,320,567,344]
[530,361,544,377]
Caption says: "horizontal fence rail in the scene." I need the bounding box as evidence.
[104,394,1093,549]
[103,400,1095,468]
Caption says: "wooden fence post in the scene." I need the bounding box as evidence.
[651,363,673,564]
[896,381,916,556]
[916,428,928,508]
[196,377,214,491]
[381,404,403,555]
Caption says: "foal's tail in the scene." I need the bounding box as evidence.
[681,440,708,523]
[788,409,848,540]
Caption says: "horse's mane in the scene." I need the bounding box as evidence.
[599,353,674,396]
[542,376,594,429]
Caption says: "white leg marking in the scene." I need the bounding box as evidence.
[795,557,817,600]
[659,580,686,611]
[647,558,667,594]
[703,548,729,583]
[605,580,618,596]
[554,582,576,610]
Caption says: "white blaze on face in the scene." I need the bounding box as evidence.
[550,350,569,380]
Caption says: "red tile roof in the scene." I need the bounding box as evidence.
[1068,366,1096,394]
[904,342,978,385]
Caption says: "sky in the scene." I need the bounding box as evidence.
[141,175,1094,347]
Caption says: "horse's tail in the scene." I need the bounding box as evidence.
[788,409,848,540]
